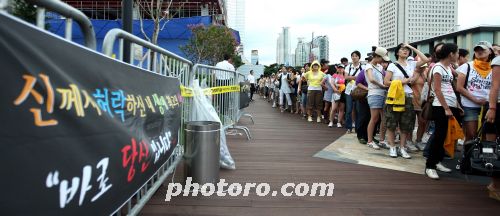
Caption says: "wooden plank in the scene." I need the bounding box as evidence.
[140,99,500,215]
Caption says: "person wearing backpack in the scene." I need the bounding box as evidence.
[345,51,365,133]
[456,41,495,142]
[384,43,429,158]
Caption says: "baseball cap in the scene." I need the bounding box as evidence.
[474,41,493,51]
[374,47,391,61]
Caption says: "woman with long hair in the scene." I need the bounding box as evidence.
[425,43,462,180]
[328,65,346,128]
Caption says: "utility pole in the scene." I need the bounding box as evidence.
[122,0,133,63]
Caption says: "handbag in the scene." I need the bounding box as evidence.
[460,123,500,176]
[351,87,368,100]
[421,66,436,120]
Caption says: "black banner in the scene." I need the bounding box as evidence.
[0,13,181,215]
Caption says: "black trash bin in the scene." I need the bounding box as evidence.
[184,121,220,184]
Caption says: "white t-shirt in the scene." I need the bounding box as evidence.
[215,60,235,80]
[346,63,365,78]
[247,74,256,84]
[387,61,417,94]
[365,64,387,97]
[431,63,458,107]
[457,61,492,108]
[492,56,500,102]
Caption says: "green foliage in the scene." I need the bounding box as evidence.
[232,54,244,69]
[12,0,37,24]
[264,63,279,76]
[181,25,238,65]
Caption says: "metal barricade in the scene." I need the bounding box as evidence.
[7,1,251,213]
[26,0,96,50]
[188,64,251,139]
[237,73,255,125]
[102,28,192,216]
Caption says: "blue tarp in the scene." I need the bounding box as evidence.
[47,16,240,58]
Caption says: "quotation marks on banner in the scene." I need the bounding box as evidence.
[45,158,113,208]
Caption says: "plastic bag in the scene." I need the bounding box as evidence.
[189,79,236,169]
[345,80,356,95]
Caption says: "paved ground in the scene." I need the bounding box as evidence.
[141,98,500,216]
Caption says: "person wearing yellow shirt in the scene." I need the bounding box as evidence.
[299,61,326,123]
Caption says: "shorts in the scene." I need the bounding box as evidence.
[462,106,481,122]
[484,103,500,135]
[301,92,308,106]
[367,95,386,109]
[333,92,346,103]
[307,90,323,110]
[384,96,416,133]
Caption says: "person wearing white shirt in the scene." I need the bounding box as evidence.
[215,54,235,81]
[456,41,495,142]
[425,43,461,180]
[247,70,256,101]
[215,54,235,113]
[384,43,429,158]
[344,50,365,133]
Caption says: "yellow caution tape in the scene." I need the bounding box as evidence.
[181,85,240,97]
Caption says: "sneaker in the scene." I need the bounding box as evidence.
[272,103,276,108]
[358,138,367,144]
[346,129,352,134]
[406,141,419,152]
[389,147,398,158]
[425,168,440,180]
[416,142,426,151]
[367,141,380,150]
[317,117,321,123]
[436,162,452,173]
[328,122,334,128]
[337,123,342,128]
[399,147,411,159]
[308,116,313,122]
[379,140,390,149]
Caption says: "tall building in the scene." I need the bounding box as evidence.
[251,50,259,65]
[295,38,310,67]
[311,36,329,62]
[276,27,291,65]
[226,0,246,52]
[379,0,458,48]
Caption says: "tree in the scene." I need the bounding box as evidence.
[232,54,244,69]
[180,24,239,65]
[264,63,279,76]
[12,0,36,24]
[135,0,187,45]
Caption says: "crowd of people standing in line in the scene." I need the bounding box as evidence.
[250,41,500,201]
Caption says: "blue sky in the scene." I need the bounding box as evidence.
[242,0,500,65]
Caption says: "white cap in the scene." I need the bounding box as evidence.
[374,47,391,61]
[474,41,493,51]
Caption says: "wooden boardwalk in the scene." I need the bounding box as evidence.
[141,99,500,215]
